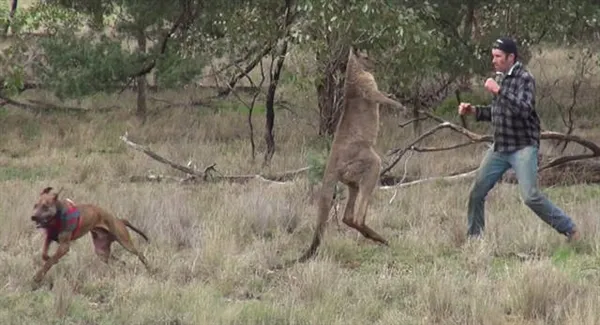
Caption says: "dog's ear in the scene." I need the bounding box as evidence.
[41,187,53,195]
[53,187,64,201]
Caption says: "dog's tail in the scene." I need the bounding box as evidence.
[122,220,149,242]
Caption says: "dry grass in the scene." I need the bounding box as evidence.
[1,46,600,325]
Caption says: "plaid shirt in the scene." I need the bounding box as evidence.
[475,61,541,152]
[46,201,81,242]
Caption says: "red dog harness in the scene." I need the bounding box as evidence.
[46,200,82,242]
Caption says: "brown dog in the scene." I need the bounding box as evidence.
[30,186,151,283]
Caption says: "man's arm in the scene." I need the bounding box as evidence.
[498,72,535,118]
[474,105,491,121]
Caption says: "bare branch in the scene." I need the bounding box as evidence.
[210,53,267,162]
[129,173,188,183]
[217,43,273,97]
[120,133,309,184]
[208,43,269,79]
[120,133,202,177]
[388,150,414,204]
[379,169,478,190]
[411,141,479,152]
[119,3,195,94]
[538,131,600,170]
[0,95,118,114]
[382,118,488,176]
[382,109,600,176]
[399,117,428,128]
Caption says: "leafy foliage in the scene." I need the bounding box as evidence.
[6,0,235,100]
[154,45,207,89]
[10,2,87,35]
[0,0,599,127]
[306,149,328,186]
[36,33,140,99]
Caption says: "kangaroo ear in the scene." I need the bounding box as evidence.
[41,187,53,195]
[348,46,355,59]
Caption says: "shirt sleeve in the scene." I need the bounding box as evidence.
[475,105,491,121]
[498,72,535,118]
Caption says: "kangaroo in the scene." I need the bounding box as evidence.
[296,47,407,262]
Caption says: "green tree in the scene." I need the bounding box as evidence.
[3,0,244,121]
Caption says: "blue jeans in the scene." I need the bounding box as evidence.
[467,145,576,237]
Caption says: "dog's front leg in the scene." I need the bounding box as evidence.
[41,235,51,261]
[33,232,71,283]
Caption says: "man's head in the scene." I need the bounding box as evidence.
[31,186,62,227]
[491,37,518,73]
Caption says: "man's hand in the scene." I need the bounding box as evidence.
[484,78,500,95]
[458,102,475,115]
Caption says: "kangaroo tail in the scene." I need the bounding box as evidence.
[295,171,338,263]
[123,220,150,242]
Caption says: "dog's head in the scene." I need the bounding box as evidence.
[31,186,63,228]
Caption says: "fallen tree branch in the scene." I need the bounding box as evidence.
[411,141,478,152]
[120,108,600,189]
[379,168,478,190]
[382,121,486,175]
[122,126,600,190]
[382,109,600,176]
[0,95,119,114]
[399,117,428,128]
[0,80,40,93]
[121,129,486,190]
[536,131,600,170]
[388,150,414,204]
[129,173,189,183]
[120,133,202,176]
[26,99,119,113]
[0,95,40,113]
[119,133,309,184]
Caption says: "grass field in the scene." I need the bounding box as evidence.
[1,44,600,325]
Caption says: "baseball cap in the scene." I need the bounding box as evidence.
[493,37,518,56]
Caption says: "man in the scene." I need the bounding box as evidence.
[458,37,580,241]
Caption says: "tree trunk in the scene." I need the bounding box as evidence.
[136,30,147,122]
[316,48,347,136]
[412,98,422,137]
[412,75,423,136]
[458,0,476,92]
[316,73,344,136]
[3,0,18,35]
[9,0,17,19]
[263,0,295,166]
[263,42,287,167]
